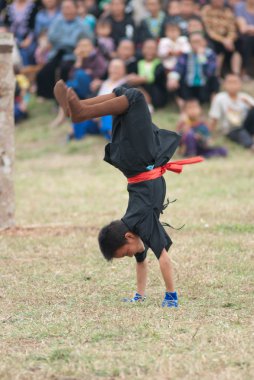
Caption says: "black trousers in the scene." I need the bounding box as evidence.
[240,35,254,76]
[178,76,219,104]
[36,51,74,99]
[227,107,254,148]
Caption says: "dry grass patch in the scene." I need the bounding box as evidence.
[0,97,254,379]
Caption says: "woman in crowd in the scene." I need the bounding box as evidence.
[36,0,92,99]
[3,0,38,65]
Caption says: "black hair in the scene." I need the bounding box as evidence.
[165,21,181,29]
[96,19,112,28]
[98,220,129,261]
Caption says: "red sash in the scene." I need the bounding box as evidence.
[127,156,204,184]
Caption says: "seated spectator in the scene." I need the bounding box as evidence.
[162,0,185,37]
[15,70,30,123]
[76,0,96,34]
[158,22,190,72]
[209,73,254,150]
[138,0,165,43]
[36,0,92,99]
[201,0,241,76]
[95,19,115,59]
[105,0,135,47]
[85,0,100,18]
[126,39,168,110]
[3,0,38,65]
[116,39,138,74]
[71,58,127,140]
[67,38,108,99]
[187,17,205,34]
[168,32,219,106]
[179,0,198,35]
[177,99,227,157]
[34,0,59,39]
[235,0,254,78]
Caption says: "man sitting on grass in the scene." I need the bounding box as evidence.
[54,81,203,307]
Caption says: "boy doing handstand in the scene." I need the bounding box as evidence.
[54,81,203,307]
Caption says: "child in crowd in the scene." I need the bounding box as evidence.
[15,71,30,123]
[127,39,167,110]
[76,0,96,35]
[178,99,227,157]
[187,17,204,35]
[209,73,254,150]
[178,0,198,35]
[138,0,165,42]
[168,32,219,106]
[158,22,190,72]
[67,38,108,99]
[162,0,185,35]
[95,19,115,59]
[116,39,138,74]
[54,82,203,307]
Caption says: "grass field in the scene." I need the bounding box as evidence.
[0,97,254,380]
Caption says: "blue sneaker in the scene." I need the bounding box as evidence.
[162,291,178,308]
[122,292,146,303]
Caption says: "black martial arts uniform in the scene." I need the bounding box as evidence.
[104,87,181,262]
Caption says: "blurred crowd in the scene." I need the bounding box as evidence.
[1,0,254,153]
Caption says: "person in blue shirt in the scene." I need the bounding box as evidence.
[36,0,92,99]
[34,0,60,38]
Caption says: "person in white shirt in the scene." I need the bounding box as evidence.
[209,73,254,150]
[158,22,190,71]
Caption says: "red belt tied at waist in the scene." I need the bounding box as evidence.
[127,156,204,184]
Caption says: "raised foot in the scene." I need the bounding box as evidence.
[53,80,69,117]
[67,87,89,123]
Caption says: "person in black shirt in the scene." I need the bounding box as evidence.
[54,82,181,308]
[104,0,135,47]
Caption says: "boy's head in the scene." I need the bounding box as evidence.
[96,19,112,37]
[117,39,135,60]
[42,0,57,10]
[108,58,126,80]
[180,0,195,18]
[110,0,125,18]
[224,73,242,96]
[165,23,181,41]
[184,99,202,120]
[146,0,161,17]
[98,220,145,260]
[188,17,204,34]
[189,31,206,52]
[74,38,94,58]
[61,0,78,21]
[76,0,87,17]
[167,0,181,16]
[142,39,158,61]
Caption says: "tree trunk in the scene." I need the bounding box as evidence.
[0,33,15,229]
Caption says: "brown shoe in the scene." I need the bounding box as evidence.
[67,87,87,123]
[53,80,70,117]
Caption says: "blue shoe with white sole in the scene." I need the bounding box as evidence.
[122,292,146,303]
[162,291,178,308]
